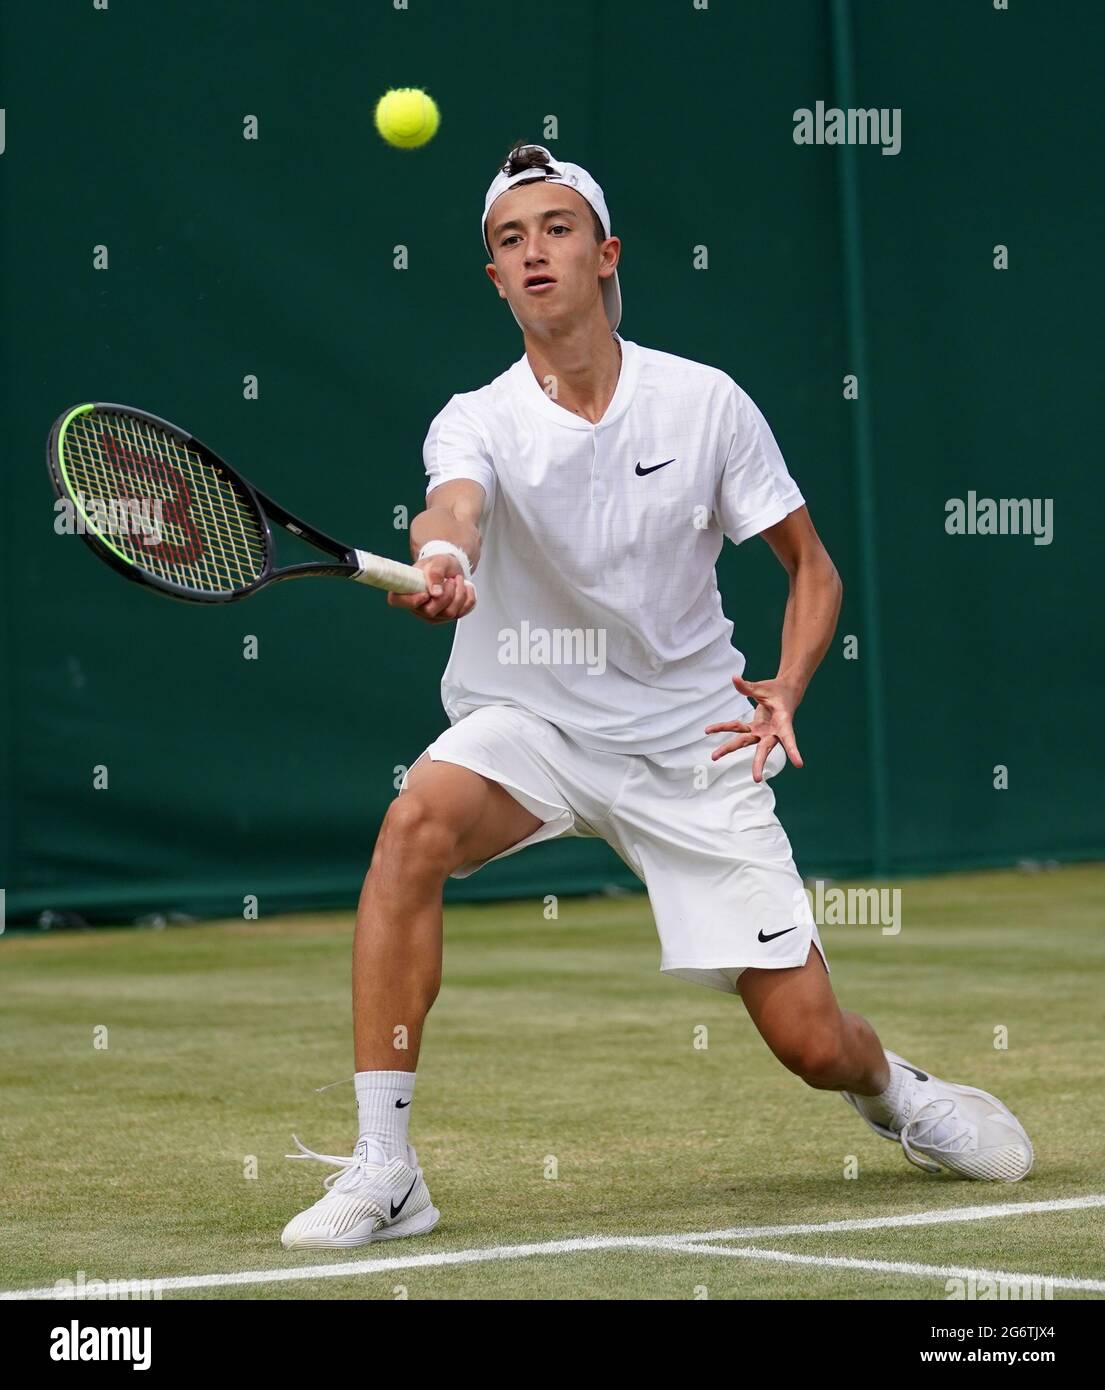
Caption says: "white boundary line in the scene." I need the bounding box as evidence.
[657,1243,1105,1293]
[667,1193,1105,1242]
[3,1194,1103,1300]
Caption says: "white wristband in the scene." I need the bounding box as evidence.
[417,540,473,583]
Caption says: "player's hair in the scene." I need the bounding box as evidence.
[497,140,607,244]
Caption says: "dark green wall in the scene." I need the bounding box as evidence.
[2,1,1101,922]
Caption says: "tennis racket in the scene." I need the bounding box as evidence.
[46,402,429,604]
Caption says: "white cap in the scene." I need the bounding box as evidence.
[481,144,622,333]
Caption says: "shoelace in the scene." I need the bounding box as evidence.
[898,1098,973,1174]
[285,1135,382,1193]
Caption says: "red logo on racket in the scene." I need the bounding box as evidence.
[101,427,204,565]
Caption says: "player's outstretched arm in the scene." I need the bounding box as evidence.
[388,478,485,625]
[706,506,843,781]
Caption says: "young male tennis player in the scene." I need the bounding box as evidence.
[281,142,1033,1249]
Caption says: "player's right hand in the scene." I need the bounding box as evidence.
[387,554,476,624]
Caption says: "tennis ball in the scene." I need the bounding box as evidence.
[374,88,440,149]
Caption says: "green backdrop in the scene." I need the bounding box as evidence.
[2,1,1102,923]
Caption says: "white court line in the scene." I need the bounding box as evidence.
[3,1194,1103,1300]
[658,1241,1105,1294]
[666,1193,1105,1243]
[0,1237,674,1300]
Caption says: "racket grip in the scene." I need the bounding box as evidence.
[350,549,429,594]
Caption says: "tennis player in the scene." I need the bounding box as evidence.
[281,143,1033,1248]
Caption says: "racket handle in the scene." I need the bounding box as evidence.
[350,549,429,594]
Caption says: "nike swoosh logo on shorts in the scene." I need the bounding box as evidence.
[757,926,799,943]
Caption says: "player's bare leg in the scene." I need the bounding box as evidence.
[352,754,543,1070]
[281,755,543,1248]
[737,948,888,1093]
[738,949,1033,1181]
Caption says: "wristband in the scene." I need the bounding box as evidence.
[417,540,473,583]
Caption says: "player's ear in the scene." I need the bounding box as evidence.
[484,263,508,298]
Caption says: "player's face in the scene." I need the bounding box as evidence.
[485,183,611,327]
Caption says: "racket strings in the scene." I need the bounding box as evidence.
[61,412,268,593]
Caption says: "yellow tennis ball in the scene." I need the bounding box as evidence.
[374,88,440,149]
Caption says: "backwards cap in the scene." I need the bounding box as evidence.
[481,144,622,332]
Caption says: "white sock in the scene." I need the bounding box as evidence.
[354,1070,415,1162]
[852,1057,912,1129]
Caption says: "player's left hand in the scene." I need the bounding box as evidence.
[705,674,805,783]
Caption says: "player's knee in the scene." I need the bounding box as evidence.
[777,1032,846,1088]
[377,792,463,874]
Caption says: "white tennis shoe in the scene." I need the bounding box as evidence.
[281,1135,440,1249]
[842,1050,1034,1182]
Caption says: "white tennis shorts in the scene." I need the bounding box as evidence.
[399,702,829,994]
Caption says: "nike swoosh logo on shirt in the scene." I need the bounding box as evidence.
[635,458,675,476]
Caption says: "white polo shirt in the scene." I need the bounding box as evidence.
[421,333,805,755]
